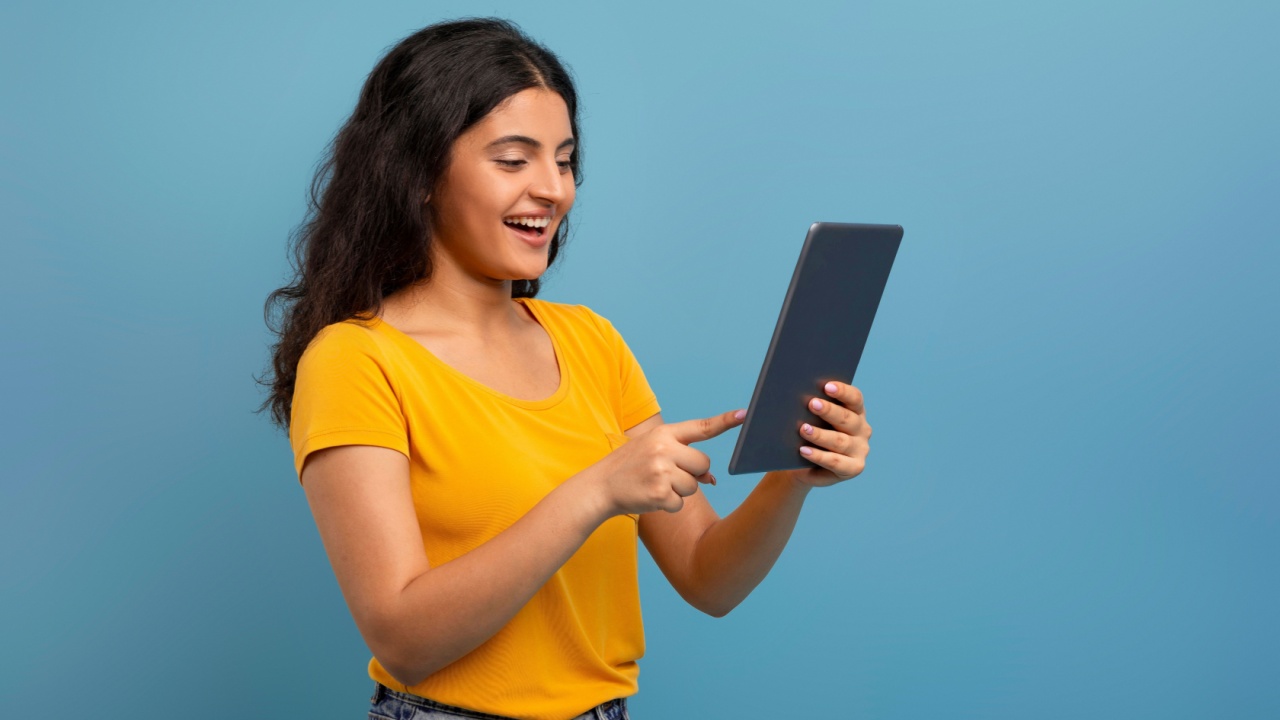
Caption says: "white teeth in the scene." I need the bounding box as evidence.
[505,216,550,228]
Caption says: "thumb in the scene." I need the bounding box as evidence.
[669,408,747,446]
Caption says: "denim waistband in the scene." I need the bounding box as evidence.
[370,681,630,720]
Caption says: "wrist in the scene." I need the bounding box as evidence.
[765,469,813,497]
[564,464,614,527]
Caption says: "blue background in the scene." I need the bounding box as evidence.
[3,1,1277,717]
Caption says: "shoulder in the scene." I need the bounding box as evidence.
[522,297,615,339]
[298,318,395,372]
[522,299,634,373]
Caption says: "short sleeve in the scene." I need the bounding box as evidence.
[289,324,410,483]
[580,307,662,431]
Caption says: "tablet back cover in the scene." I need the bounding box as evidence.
[728,222,903,475]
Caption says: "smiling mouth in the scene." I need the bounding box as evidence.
[504,222,545,237]
[503,218,550,238]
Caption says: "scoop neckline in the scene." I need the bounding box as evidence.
[368,297,570,411]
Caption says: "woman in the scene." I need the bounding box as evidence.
[259,17,872,720]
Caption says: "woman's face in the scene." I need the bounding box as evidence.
[427,87,576,284]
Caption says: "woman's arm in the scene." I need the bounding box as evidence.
[304,407,742,687]
[638,451,811,617]
[302,444,611,687]
[636,381,872,616]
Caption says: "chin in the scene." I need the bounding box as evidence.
[510,264,546,281]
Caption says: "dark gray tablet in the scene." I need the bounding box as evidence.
[728,222,903,475]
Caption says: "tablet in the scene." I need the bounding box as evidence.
[728,222,903,475]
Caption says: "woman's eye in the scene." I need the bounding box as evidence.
[495,158,571,171]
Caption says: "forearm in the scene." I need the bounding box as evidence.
[384,469,607,686]
[688,470,812,616]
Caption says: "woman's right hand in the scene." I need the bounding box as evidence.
[588,409,746,517]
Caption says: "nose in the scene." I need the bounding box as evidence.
[528,157,568,205]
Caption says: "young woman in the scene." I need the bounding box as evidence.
[259,17,873,720]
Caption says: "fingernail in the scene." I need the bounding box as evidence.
[825,382,838,394]
[811,398,824,411]
[800,446,814,456]
[802,423,813,435]
[734,409,746,420]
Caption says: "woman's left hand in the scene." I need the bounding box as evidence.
[789,381,872,488]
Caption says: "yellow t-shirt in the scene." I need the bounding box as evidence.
[289,296,661,720]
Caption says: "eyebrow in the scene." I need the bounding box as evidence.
[486,135,576,151]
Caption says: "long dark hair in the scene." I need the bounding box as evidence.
[256,17,583,432]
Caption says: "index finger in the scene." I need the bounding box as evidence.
[667,408,747,445]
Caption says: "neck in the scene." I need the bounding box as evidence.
[381,269,528,341]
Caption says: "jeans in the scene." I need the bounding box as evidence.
[368,681,631,720]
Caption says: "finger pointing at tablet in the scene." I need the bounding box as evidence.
[666,408,748,447]
[587,409,746,517]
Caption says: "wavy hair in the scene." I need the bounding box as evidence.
[256,17,582,432]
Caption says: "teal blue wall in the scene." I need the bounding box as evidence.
[3,1,1276,716]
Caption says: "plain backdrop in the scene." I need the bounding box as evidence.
[3,1,1277,717]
